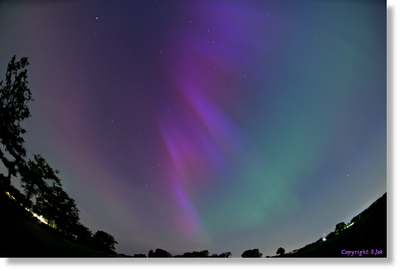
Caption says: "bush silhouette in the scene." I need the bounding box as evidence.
[276,247,285,256]
[241,249,262,258]
[335,222,347,233]
[148,248,172,258]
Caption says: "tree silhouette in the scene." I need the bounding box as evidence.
[20,154,61,206]
[335,222,347,233]
[1,55,121,255]
[34,183,80,234]
[148,248,172,258]
[276,247,285,256]
[210,252,232,258]
[0,55,33,183]
[92,230,118,254]
[241,248,262,258]
[19,154,82,236]
[55,191,80,236]
[71,222,93,246]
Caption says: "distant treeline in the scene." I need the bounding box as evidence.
[125,249,232,258]
[122,247,276,258]
[123,193,387,258]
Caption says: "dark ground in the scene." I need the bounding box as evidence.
[0,187,387,258]
[0,190,108,257]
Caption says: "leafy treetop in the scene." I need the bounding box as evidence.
[0,55,33,179]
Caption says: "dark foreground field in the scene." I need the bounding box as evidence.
[0,191,108,257]
[0,189,387,258]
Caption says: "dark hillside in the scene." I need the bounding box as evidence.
[285,193,387,257]
[0,190,108,257]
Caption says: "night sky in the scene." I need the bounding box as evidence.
[0,0,386,257]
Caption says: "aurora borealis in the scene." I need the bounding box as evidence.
[0,0,386,257]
